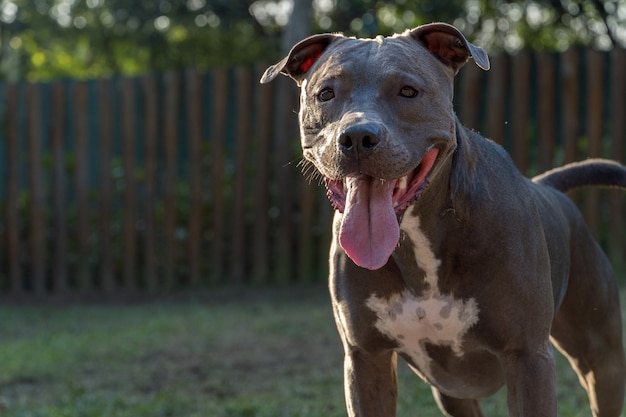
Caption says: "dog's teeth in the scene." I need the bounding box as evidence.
[398,176,408,190]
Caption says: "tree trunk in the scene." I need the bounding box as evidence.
[282,0,313,54]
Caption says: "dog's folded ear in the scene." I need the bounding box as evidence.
[410,22,490,73]
[260,34,339,85]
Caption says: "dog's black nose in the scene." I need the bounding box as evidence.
[338,123,383,158]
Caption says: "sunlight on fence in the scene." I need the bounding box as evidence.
[1,48,625,294]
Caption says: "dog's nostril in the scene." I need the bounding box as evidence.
[338,124,383,155]
[362,135,379,149]
[339,134,379,151]
[339,134,354,150]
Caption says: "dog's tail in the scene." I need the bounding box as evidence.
[532,159,626,193]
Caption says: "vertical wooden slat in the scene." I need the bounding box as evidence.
[210,69,227,283]
[121,78,137,291]
[486,54,507,145]
[318,187,334,281]
[584,50,604,237]
[231,67,251,283]
[298,180,316,282]
[74,81,91,291]
[458,63,483,131]
[0,86,3,288]
[143,74,158,291]
[511,51,531,174]
[51,83,68,293]
[273,77,297,283]
[252,71,273,284]
[585,50,604,159]
[560,50,580,164]
[163,72,180,288]
[537,52,556,173]
[5,84,21,294]
[27,84,46,294]
[608,48,626,269]
[186,69,203,286]
[98,79,115,292]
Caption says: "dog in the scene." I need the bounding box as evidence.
[261,22,626,417]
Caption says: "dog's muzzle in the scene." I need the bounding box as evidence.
[324,147,440,270]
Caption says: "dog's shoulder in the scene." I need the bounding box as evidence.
[450,125,530,213]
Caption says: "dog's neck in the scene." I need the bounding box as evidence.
[393,120,482,290]
[403,119,467,225]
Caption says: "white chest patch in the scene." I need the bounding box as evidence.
[365,215,479,382]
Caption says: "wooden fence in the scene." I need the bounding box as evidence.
[1,48,625,295]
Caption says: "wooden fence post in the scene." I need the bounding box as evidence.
[121,77,137,291]
[584,50,604,237]
[210,69,227,284]
[511,50,531,174]
[608,48,626,270]
[5,83,21,294]
[486,54,507,145]
[186,69,203,286]
[298,178,317,283]
[537,52,556,173]
[26,83,46,295]
[231,67,251,284]
[560,49,580,165]
[143,74,159,292]
[97,78,115,293]
[252,65,273,284]
[272,77,297,283]
[74,81,91,292]
[51,82,68,293]
[163,72,181,289]
[457,63,483,131]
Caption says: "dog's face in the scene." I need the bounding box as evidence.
[262,23,489,270]
[298,35,454,180]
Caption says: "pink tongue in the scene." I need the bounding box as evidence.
[339,176,400,270]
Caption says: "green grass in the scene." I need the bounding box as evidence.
[0,285,623,417]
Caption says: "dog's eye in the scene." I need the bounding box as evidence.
[399,86,418,98]
[318,88,335,102]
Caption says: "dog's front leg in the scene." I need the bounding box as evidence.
[502,342,557,416]
[343,348,398,417]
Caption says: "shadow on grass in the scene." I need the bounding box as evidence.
[0,284,621,416]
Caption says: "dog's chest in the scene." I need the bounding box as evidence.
[365,214,480,382]
[366,291,479,376]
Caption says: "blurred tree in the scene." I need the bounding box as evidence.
[0,0,280,81]
[309,0,626,52]
[281,0,313,53]
[0,0,624,81]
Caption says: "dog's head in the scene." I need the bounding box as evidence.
[261,23,489,270]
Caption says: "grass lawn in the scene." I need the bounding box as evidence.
[0,285,623,417]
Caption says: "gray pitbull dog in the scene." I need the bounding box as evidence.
[261,23,626,417]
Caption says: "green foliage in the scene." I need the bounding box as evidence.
[0,0,278,81]
[1,0,625,82]
[312,0,625,52]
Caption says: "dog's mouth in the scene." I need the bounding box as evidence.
[325,148,438,215]
[323,147,440,271]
